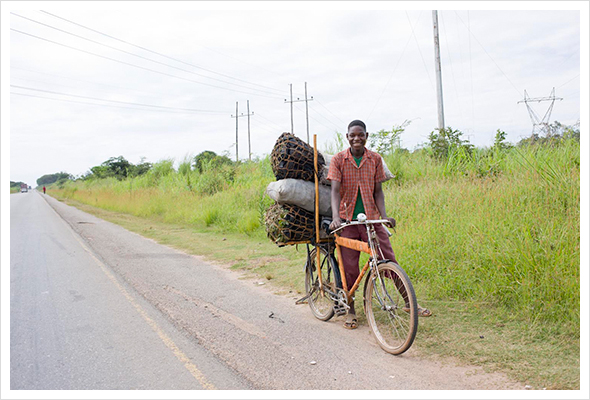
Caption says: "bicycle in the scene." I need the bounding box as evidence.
[302,213,418,355]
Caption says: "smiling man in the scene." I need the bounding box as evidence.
[327,119,431,329]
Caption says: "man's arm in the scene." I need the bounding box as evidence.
[329,180,343,231]
[374,181,396,228]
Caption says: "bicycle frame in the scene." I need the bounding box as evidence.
[331,219,392,301]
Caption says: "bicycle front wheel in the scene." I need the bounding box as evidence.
[304,246,336,321]
[363,261,418,355]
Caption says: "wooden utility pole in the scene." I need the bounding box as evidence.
[284,83,313,143]
[432,10,445,132]
[230,101,253,162]
[247,100,254,161]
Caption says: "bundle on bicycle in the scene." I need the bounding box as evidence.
[264,126,425,355]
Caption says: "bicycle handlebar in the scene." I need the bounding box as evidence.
[329,219,393,236]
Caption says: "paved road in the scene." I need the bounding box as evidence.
[10,190,524,390]
[10,191,250,390]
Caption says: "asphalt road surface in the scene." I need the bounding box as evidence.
[10,190,524,390]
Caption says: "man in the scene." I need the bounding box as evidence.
[327,120,431,329]
[43,186,46,194]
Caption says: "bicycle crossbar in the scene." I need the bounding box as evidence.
[335,236,371,254]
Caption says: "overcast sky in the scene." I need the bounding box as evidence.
[2,1,588,188]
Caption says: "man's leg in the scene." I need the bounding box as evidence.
[339,225,362,328]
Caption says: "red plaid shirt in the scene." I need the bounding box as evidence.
[327,148,387,221]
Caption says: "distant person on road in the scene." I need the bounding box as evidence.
[327,119,431,330]
[43,186,46,194]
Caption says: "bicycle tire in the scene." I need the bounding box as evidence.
[363,261,418,355]
[304,246,336,321]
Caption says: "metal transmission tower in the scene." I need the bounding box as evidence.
[517,88,563,137]
[284,82,313,143]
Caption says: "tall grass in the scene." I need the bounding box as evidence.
[52,139,580,333]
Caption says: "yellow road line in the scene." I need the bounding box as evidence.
[46,196,216,390]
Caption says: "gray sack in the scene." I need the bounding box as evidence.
[265,179,332,217]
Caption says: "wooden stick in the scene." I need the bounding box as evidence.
[313,134,323,295]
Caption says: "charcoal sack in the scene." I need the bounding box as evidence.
[264,203,315,246]
[270,132,325,182]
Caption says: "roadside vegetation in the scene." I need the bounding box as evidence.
[48,121,580,389]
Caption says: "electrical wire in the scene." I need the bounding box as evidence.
[406,11,434,90]
[255,113,285,131]
[308,103,341,131]
[293,103,337,132]
[12,66,164,97]
[39,10,289,95]
[12,12,284,97]
[439,12,465,124]
[558,74,580,89]
[11,85,226,113]
[10,92,215,114]
[11,28,284,100]
[454,11,522,96]
[366,11,422,120]
[315,99,346,125]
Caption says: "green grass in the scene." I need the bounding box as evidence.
[49,139,580,389]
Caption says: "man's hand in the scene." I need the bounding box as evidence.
[329,217,343,232]
[384,217,396,228]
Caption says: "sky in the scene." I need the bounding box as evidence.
[2,1,588,188]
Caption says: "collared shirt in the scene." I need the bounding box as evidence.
[327,147,387,221]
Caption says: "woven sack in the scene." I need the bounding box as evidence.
[264,203,315,246]
[270,132,325,182]
[265,179,332,217]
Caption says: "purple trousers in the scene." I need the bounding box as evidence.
[339,224,397,289]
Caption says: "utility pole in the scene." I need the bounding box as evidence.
[304,82,313,144]
[247,100,254,161]
[284,83,313,143]
[432,10,445,132]
[517,88,563,137]
[230,101,254,162]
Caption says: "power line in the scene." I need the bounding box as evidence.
[11,85,226,113]
[406,11,434,90]
[294,103,336,133]
[454,11,522,96]
[11,28,283,100]
[39,10,289,96]
[12,12,284,97]
[10,92,212,114]
[439,12,465,124]
[315,99,347,125]
[558,74,580,88]
[308,103,341,131]
[255,113,285,132]
[11,66,163,97]
[367,11,422,120]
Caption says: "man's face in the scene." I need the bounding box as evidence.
[347,126,367,152]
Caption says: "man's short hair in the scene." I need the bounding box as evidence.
[348,120,366,131]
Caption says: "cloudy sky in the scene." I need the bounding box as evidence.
[3,1,588,187]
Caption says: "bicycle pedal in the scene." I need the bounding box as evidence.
[333,304,348,316]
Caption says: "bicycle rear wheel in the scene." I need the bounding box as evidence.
[363,261,418,355]
[304,246,336,321]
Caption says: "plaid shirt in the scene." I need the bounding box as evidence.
[327,148,387,221]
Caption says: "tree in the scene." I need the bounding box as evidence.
[37,172,73,186]
[517,120,580,147]
[193,151,233,173]
[427,126,473,160]
[368,120,411,155]
[493,129,512,152]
